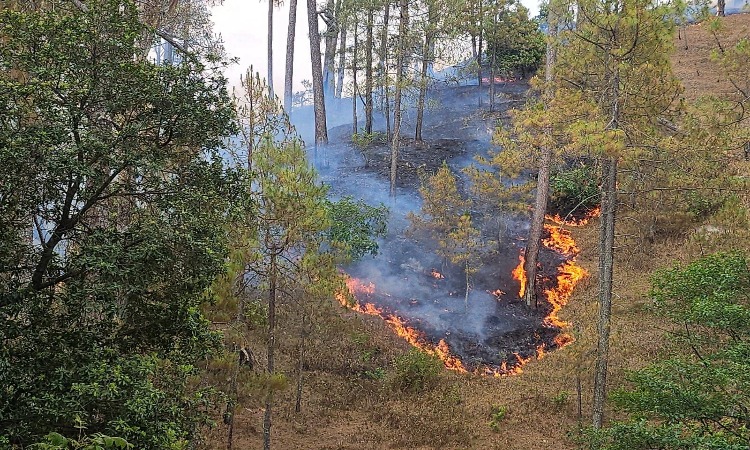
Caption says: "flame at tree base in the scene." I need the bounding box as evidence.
[336,210,595,377]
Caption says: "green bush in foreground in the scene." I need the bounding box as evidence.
[584,252,750,449]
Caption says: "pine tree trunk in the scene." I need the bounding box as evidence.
[390,0,407,197]
[415,7,433,142]
[352,26,358,134]
[263,251,278,450]
[294,313,307,413]
[283,0,298,113]
[308,0,329,146]
[477,2,483,92]
[523,2,557,309]
[335,24,347,98]
[592,50,620,429]
[592,154,617,429]
[464,260,470,312]
[323,0,338,98]
[267,0,274,96]
[380,1,391,139]
[365,6,374,134]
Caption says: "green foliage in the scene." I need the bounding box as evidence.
[351,131,387,149]
[29,432,132,450]
[325,196,388,260]
[484,3,545,77]
[0,1,237,447]
[552,390,569,407]
[389,349,443,393]
[685,191,727,220]
[549,164,601,217]
[363,367,387,381]
[587,253,750,449]
[488,405,508,432]
[409,162,482,265]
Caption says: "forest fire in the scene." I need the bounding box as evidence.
[337,210,596,377]
[543,260,588,328]
[547,207,601,226]
[337,276,468,373]
[511,252,527,298]
[543,224,579,256]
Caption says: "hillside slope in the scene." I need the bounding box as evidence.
[206,13,750,450]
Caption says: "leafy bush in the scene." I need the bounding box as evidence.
[548,165,600,217]
[488,405,508,432]
[389,349,443,393]
[325,196,388,260]
[552,390,569,408]
[29,432,131,450]
[585,252,750,449]
[685,191,727,220]
[351,131,386,149]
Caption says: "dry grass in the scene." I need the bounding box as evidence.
[203,15,750,450]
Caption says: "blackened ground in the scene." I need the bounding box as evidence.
[306,81,573,373]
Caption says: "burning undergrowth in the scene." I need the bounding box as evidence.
[310,82,590,376]
[338,218,588,375]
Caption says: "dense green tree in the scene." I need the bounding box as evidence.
[484,0,544,80]
[587,252,750,449]
[0,1,237,446]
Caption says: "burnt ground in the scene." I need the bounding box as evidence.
[306,80,572,372]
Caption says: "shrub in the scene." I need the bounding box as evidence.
[548,165,600,217]
[488,405,507,432]
[389,349,443,393]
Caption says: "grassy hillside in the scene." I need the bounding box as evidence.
[206,14,750,450]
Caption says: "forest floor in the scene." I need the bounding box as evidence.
[205,14,750,450]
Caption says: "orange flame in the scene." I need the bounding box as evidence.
[337,275,468,373]
[430,269,445,279]
[546,207,601,227]
[543,224,579,256]
[511,251,527,299]
[543,260,588,328]
[536,343,546,359]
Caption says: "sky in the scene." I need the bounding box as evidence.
[211,0,542,98]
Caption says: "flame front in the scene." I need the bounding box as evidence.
[543,260,588,328]
[543,224,579,256]
[337,276,468,373]
[511,251,527,299]
[547,207,601,226]
[336,209,597,377]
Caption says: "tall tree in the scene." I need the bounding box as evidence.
[284,0,299,112]
[0,2,237,446]
[308,0,329,146]
[268,0,275,95]
[379,0,391,138]
[322,0,339,98]
[389,0,408,196]
[365,2,374,133]
[415,0,437,141]
[335,14,348,98]
[549,0,681,427]
[523,0,558,309]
